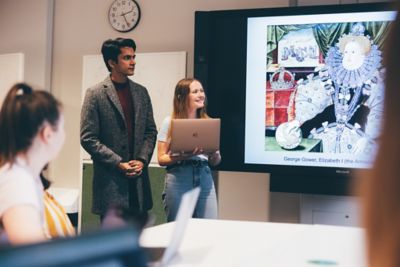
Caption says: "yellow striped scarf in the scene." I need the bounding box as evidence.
[44,191,75,238]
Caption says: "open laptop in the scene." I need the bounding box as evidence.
[169,118,220,155]
[144,187,201,267]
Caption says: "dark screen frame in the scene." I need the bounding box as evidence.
[194,2,395,195]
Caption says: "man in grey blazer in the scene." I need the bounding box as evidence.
[80,38,157,220]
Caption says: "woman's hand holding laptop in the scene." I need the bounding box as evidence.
[168,146,204,160]
[168,147,221,166]
[207,150,221,166]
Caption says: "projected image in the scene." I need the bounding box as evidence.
[265,21,389,155]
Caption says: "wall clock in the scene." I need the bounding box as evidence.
[108,0,141,32]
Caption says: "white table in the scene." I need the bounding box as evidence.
[140,219,366,267]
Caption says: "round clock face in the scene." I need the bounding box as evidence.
[108,0,141,32]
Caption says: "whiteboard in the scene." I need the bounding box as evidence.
[81,51,187,163]
[0,53,24,106]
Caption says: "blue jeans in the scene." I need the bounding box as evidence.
[162,162,218,222]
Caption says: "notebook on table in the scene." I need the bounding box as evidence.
[144,187,201,267]
[169,118,220,155]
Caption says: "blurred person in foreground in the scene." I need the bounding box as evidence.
[361,2,400,267]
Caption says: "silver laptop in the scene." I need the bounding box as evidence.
[144,187,201,267]
[170,119,220,154]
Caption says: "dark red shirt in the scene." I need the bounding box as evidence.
[113,80,134,158]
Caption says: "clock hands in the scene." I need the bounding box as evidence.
[119,7,134,26]
[120,7,134,17]
[122,14,129,26]
[112,6,133,28]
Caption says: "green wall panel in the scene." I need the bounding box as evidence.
[81,164,167,233]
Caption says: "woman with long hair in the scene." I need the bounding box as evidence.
[0,83,65,244]
[157,78,221,222]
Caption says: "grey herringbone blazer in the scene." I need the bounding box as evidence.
[80,76,157,215]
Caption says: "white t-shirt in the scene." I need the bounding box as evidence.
[158,116,208,161]
[157,116,172,143]
[0,160,44,240]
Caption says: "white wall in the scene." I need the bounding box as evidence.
[0,0,53,89]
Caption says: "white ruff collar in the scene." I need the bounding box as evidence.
[325,44,381,88]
